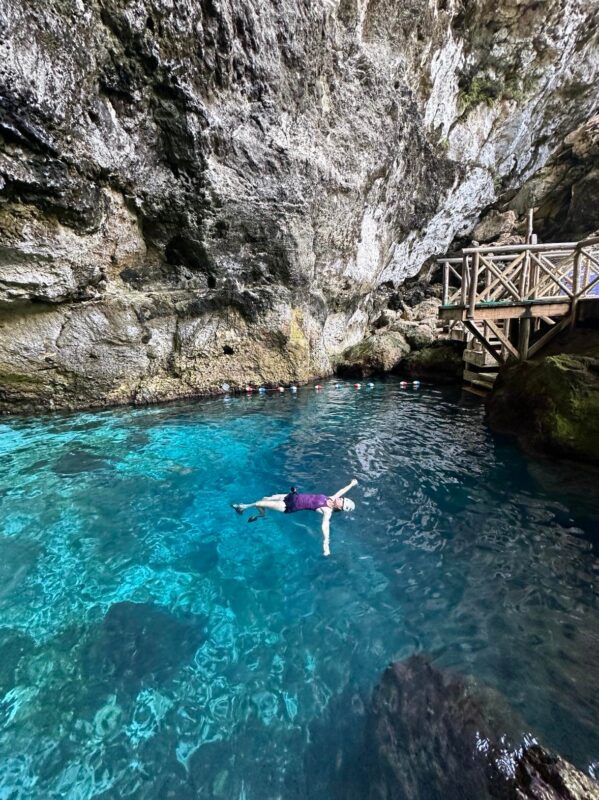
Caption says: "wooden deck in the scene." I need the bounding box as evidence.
[437,235,599,384]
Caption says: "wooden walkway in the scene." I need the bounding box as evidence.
[437,236,599,387]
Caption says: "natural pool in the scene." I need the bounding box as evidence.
[0,379,597,798]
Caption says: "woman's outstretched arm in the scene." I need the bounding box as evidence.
[331,478,358,499]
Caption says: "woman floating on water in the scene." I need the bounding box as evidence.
[231,478,358,557]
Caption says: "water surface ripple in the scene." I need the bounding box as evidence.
[0,380,597,798]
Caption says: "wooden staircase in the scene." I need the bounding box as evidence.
[437,233,599,390]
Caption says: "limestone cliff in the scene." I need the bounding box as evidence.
[1,0,598,411]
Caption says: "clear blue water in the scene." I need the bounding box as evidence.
[0,379,598,798]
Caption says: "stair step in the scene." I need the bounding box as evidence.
[463,368,498,388]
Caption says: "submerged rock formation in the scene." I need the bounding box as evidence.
[1,1,598,410]
[487,352,599,465]
[317,655,599,800]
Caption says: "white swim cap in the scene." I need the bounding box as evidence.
[342,497,355,512]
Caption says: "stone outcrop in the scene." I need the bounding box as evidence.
[1,1,598,411]
[487,353,599,465]
[336,331,410,377]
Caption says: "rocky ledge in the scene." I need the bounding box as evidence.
[487,352,599,466]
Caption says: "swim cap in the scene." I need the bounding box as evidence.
[342,497,355,512]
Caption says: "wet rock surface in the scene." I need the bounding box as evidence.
[1,1,598,411]
[487,353,599,465]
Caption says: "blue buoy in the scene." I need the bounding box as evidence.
[258,387,267,394]
[290,386,298,393]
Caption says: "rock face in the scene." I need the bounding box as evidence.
[336,331,410,377]
[1,1,598,411]
[487,354,599,465]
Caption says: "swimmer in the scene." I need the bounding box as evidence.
[231,478,358,557]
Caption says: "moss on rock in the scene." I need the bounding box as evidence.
[401,342,465,383]
[487,354,599,464]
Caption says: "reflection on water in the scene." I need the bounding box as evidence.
[0,379,597,798]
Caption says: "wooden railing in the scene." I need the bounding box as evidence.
[440,237,599,314]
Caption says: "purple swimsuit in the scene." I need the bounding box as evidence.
[284,492,328,513]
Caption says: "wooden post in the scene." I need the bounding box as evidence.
[442,260,450,306]
[570,249,581,329]
[526,208,534,243]
[518,317,531,360]
[467,251,479,319]
[460,254,469,306]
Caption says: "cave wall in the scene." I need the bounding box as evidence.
[0,0,598,411]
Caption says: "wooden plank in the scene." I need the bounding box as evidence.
[485,319,519,359]
[463,321,503,364]
[463,368,498,387]
[462,242,577,255]
[467,252,479,318]
[439,301,571,321]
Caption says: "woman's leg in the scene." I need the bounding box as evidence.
[231,496,286,516]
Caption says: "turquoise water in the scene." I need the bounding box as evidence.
[0,379,598,798]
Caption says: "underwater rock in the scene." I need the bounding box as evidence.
[336,332,410,378]
[401,341,465,383]
[327,655,598,800]
[83,601,206,693]
[487,354,599,465]
[0,628,37,696]
[53,448,110,475]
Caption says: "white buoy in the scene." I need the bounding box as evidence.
[258,386,267,394]
[412,380,421,387]
[290,386,298,393]
[222,383,230,392]
[367,382,375,388]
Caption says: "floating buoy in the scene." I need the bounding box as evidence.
[335,383,342,389]
[258,386,267,394]
[278,386,285,392]
[400,381,408,387]
[367,382,375,388]
[412,380,421,387]
[315,384,323,390]
[246,385,254,393]
[353,383,361,389]
[222,382,230,392]
[290,386,298,393]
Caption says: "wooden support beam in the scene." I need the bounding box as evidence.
[438,301,571,321]
[528,314,573,358]
[485,320,519,359]
[467,252,479,318]
[518,317,531,360]
[463,321,503,364]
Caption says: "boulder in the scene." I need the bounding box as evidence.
[487,354,599,465]
[402,341,465,383]
[336,332,410,378]
[389,320,436,350]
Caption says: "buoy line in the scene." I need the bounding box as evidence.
[221,380,422,395]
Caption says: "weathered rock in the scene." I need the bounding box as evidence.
[487,354,599,465]
[0,1,598,411]
[514,746,599,800]
[389,319,436,350]
[473,209,518,243]
[336,332,409,378]
[402,341,465,383]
